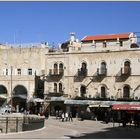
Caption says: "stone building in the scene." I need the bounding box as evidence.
[0,43,48,111]
[44,32,140,116]
[0,32,140,116]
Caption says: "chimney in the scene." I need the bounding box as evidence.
[70,32,75,42]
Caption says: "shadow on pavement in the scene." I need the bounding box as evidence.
[65,125,140,139]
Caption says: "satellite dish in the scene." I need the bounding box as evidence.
[134,96,139,100]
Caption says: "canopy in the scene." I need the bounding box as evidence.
[29,98,44,103]
[89,104,110,108]
[51,96,66,101]
[0,95,7,99]
[12,94,27,99]
[64,100,91,105]
[112,104,140,110]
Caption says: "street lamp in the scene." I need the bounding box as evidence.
[10,66,13,111]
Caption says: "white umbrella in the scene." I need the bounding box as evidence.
[29,98,44,103]
[0,95,7,99]
[34,98,44,102]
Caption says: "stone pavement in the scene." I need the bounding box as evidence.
[0,116,140,139]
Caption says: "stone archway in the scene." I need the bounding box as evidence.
[0,85,7,106]
[80,85,86,97]
[12,85,27,112]
[123,85,130,98]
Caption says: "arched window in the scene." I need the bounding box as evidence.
[0,85,7,94]
[12,85,27,111]
[101,86,106,98]
[123,85,130,98]
[81,62,87,70]
[80,85,86,97]
[79,62,87,76]
[59,63,63,75]
[13,85,27,96]
[59,83,63,93]
[54,63,58,75]
[124,61,130,67]
[0,85,7,106]
[100,62,107,75]
[123,61,131,75]
[54,83,57,93]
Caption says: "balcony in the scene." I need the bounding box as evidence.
[97,68,107,76]
[47,91,65,97]
[74,68,87,82]
[49,69,64,76]
[46,69,64,82]
[115,67,131,82]
[121,67,131,76]
[78,68,88,77]
[91,68,107,82]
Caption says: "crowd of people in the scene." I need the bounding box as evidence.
[55,110,73,122]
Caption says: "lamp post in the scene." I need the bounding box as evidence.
[10,66,13,111]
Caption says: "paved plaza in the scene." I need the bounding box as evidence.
[0,116,140,139]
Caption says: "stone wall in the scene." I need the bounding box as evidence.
[0,114,45,133]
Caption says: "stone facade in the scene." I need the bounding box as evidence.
[0,32,140,114]
[44,32,140,102]
[0,43,48,109]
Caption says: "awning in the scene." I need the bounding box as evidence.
[29,98,44,103]
[51,96,66,101]
[64,100,113,105]
[64,100,91,105]
[89,104,110,108]
[0,95,7,99]
[12,94,27,99]
[112,104,140,110]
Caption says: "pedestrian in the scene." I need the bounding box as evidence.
[80,110,84,121]
[65,112,68,121]
[62,112,65,122]
[59,110,62,119]
[56,110,58,119]
[69,112,73,122]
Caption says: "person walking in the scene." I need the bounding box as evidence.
[65,112,68,121]
[62,112,65,122]
[68,112,73,122]
[56,110,58,119]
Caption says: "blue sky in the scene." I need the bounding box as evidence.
[0,1,140,46]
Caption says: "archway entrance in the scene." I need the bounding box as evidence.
[0,85,7,106]
[80,85,86,97]
[123,85,130,98]
[12,85,27,112]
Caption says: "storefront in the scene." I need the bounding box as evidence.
[28,97,44,114]
[111,102,140,124]
[47,96,67,116]
[64,100,91,117]
[64,100,112,118]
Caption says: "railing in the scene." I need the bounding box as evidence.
[49,69,64,76]
[77,68,88,77]
[97,68,107,76]
[47,91,64,97]
[121,67,131,76]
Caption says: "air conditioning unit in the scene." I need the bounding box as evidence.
[41,69,45,75]
[134,96,139,100]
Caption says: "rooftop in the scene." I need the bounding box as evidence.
[82,33,131,42]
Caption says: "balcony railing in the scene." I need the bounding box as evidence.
[47,91,64,97]
[49,69,64,76]
[121,67,131,76]
[78,68,87,77]
[97,68,107,76]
